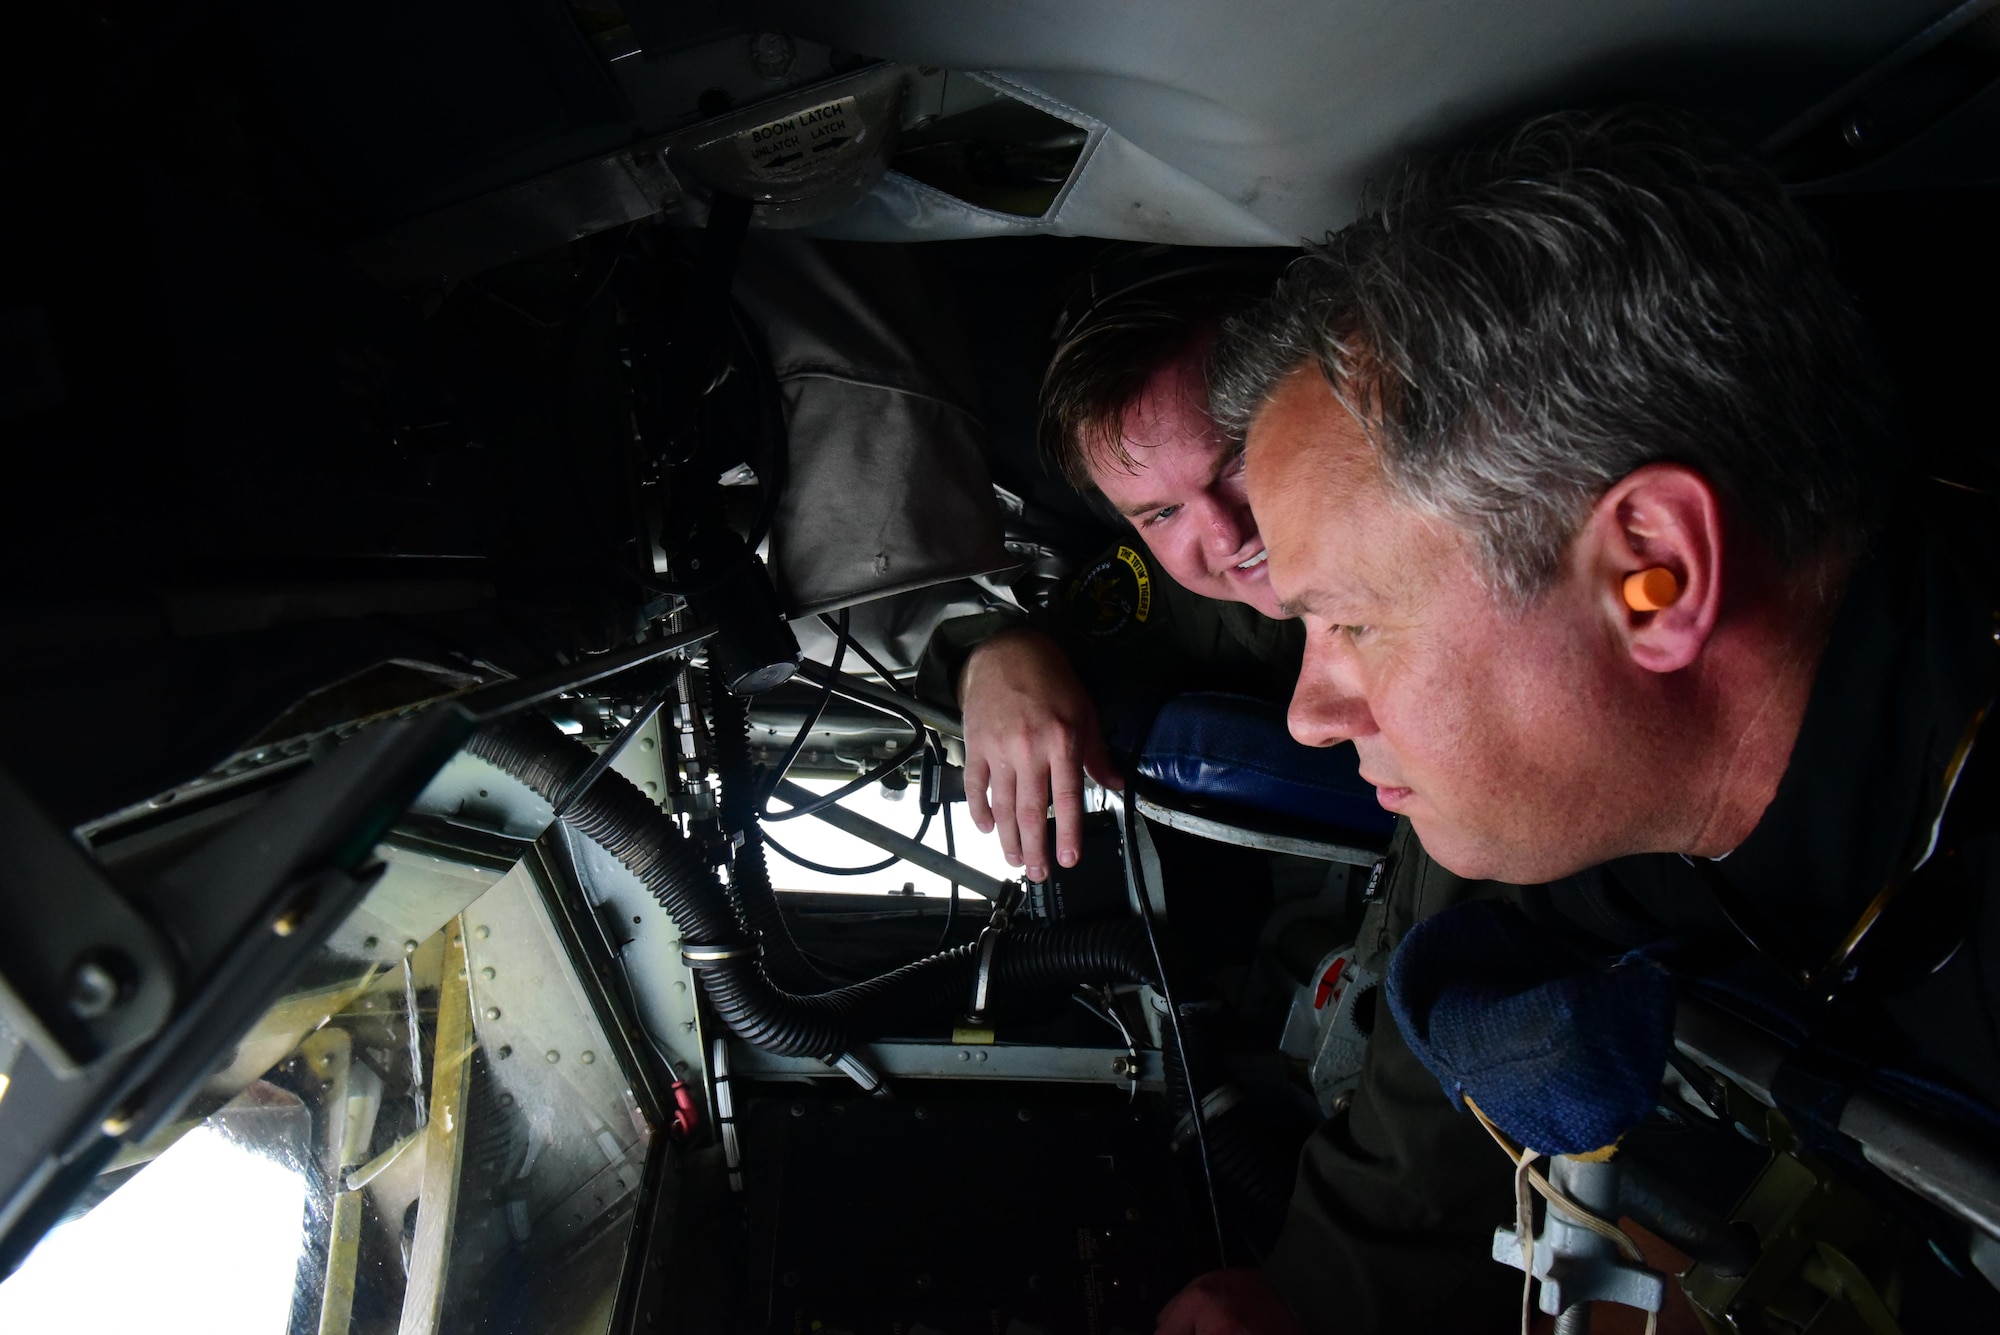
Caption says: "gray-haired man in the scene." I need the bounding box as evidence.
[1192,105,1999,1330]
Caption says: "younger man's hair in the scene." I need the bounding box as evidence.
[1038,262,1285,491]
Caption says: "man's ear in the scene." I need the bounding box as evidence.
[1579,463,1724,674]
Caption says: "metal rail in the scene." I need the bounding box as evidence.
[770,778,1004,899]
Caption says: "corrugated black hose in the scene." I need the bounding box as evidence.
[464,713,1160,1059]
[1161,1004,1302,1255]
[703,672,832,994]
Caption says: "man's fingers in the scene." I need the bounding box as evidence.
[1015,766,1052,881]
[965,756,994,833]
[1049,750,1088,870]
[988,763,1022,868]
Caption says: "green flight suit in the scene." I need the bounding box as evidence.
[916,541,1302,716]
[1262,820,1520,1332]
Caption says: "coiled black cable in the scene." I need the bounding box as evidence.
[704,671,834,994]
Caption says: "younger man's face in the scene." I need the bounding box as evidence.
[1084,343,1287,619]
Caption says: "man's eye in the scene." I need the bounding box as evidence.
[1335,624,1371,642]
[1144,505,1180,527]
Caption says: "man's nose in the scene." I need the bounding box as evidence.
[1200,494,1252,556]
[1289,652,1375,748]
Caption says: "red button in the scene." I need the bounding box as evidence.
[1313,958,1346,1010]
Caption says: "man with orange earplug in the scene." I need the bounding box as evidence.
[1191,104,2000,1329]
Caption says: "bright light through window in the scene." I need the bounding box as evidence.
[0,1125,307,1335]
[762,778,1019,898]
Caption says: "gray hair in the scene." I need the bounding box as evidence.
[1209,106,1895,604]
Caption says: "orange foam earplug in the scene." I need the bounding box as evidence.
[1622,567,1681,612]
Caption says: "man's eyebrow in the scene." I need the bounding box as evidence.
[1278,588,1326,619]
[1281,578,1386,621]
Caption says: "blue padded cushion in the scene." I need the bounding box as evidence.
[1135,692,1395,839]
[1388,900,1676,1155]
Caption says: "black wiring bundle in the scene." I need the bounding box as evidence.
[466,711,1157,1058]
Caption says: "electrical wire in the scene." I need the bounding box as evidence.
[933,801,961,951]
[761,734,926,822]
[1072,986,1142,1104]
[763,808,935,877]
[758,613,929,824]
[816,613,914,695]
[764,610,849,793]
[1120,786,1229,1269]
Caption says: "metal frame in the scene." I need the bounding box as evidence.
[1134,791,1384,866]
[726,1039,1165,1092]
[0,626,714,1278]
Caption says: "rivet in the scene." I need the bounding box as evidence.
[363,935,380,951]
[403,939,419,954]
[957,1050,970,1062]
[498,1046,513,1060]
[485,1007,502,1021]
[546,1050,561,1063]
[475,926,491,940]
[581,1051,596,1064]
[481,967,496,980]
[271,899,311,936]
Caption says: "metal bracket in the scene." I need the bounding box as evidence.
[964,881,1025,1027]
[0,766,177,1076]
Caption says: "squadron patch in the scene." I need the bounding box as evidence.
[1067,545,1153,639]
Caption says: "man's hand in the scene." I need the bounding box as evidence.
[1156,1270,1304,1335]
[958,629,1123,881]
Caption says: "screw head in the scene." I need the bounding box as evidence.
[67,958,124,1020]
